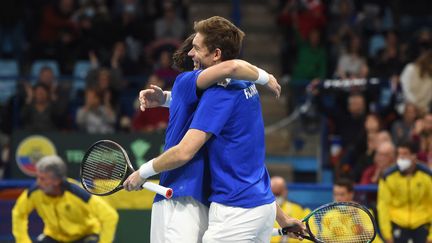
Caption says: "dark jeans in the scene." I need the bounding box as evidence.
[36,234,99,243]
[391,222,429,243]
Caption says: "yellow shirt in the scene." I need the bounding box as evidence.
[377,164,432,240]
[12,180,119,243]
[271,201,310,243]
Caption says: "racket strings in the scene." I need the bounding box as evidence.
[81,143,127,194]
[310,205,374,243]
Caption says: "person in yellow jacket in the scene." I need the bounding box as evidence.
[377,141,432,243]
[12,155,119,243]
[270,176,310,243]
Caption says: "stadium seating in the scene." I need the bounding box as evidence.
[0,59,19,104]
[30,59,60,83]
[72,60,92,97]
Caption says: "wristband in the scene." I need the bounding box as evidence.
[162,91,172,107]
[139,159,157,179]
[255,68,269,85]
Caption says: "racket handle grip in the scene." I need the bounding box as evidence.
[142,181,173,199]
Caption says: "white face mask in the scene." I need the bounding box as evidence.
[397,158,412,171]
[276,196,285,205]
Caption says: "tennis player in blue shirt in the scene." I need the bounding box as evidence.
[126,23,281,243]
[125,16,305,242]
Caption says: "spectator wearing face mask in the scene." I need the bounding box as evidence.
[377,141,432,243]
[270,176,310,243]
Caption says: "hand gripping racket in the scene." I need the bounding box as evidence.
[80,140,173,198]
[272,201,377,243]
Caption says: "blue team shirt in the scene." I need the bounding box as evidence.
[154,70,210,206]
[190,81,275,208]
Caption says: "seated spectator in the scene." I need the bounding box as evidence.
[110,41,141,76]
[131,74,169,132]
[314,90,368,152]
[360,142,395,185]
[370,31,403,79]
[335,34,369,79]
[400,50,432,114]
[20,84,60,131]
[154,1,186,41]
[391,102,418,145]
[76,87,116,134]
[291,28,327,82]
[326,0,357,70]
[413,113,432,164]
[376,130,393,145]
[36,66,70,129]
[333,177,355,203]
[87,50,124,93]
[288,27,327,114]
[12,155,118,243]
[313,90,368,174]
[346,113,381,173]
[85,67,120,110]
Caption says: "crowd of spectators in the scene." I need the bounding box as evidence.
[1,0,432,182]
[0,0,188,131]
[0,0,188,175]
[275,0,432,182]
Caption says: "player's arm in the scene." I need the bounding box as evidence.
[138,60,281,111]
[196,59,281,98]
[123,129,211,190]
[88,196,119,243]
[12,191,35,243]
[152,129,211,172]
[275,204,306,239]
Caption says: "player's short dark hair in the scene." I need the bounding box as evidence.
[397,140,419,154]
[334,178,354,193]
[194,16,245,61]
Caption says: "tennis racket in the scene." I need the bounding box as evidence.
[272,201,377,243]
[80,140,173,199]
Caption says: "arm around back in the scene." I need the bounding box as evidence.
[152,129,211,173]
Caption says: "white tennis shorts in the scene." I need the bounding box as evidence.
[150,197,209,243]
[202,201,277,243]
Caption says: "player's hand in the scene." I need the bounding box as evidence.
[278,217,307,240]
[139,85,165,111]
[265,74,281,99]
[123,171,146,191]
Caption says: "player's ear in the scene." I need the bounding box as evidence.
[212,48,222,62]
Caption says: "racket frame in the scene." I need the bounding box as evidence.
[80,140,144,196]
[279,201,377,243]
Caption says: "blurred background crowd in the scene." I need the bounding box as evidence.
[274,0,432,180]
[0,0,190,172]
